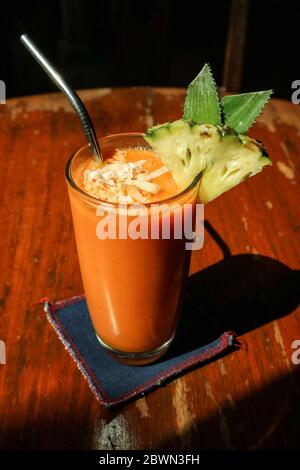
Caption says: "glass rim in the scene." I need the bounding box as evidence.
[65,132,201,208]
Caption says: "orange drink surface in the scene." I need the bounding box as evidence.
[66,133,200,363]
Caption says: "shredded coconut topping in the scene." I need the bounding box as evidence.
[83,149,168,203]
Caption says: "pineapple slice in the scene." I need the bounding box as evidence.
[145,119,271,203]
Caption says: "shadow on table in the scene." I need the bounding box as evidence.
[161,221,300,449]
[159,366,300,449]
[1,371,299,451]
[165,220,300,359]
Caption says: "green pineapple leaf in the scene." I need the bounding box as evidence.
[183,64,221,126]
[221,90,273,134]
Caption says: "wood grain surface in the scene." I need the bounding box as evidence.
[0,88,299,450]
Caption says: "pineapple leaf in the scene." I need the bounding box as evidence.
[222,90,273,134]
[183,64,221,126]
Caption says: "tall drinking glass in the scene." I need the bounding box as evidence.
[66,133,201,365]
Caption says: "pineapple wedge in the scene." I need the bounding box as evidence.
[145,119,271,203]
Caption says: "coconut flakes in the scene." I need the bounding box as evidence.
[82,151,167,203]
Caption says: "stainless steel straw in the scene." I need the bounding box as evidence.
[20,33,102,162]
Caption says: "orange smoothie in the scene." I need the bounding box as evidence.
[66,133,199,363]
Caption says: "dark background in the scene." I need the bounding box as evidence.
[0,0,299,99]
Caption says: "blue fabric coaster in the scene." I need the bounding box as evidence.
[44,295,237,408]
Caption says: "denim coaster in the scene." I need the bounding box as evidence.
[44,295,237,408]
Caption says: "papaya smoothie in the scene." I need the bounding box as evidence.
[66,133,200,364]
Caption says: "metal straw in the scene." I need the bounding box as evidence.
[20,34,102,162]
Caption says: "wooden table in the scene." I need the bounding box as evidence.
[0,88,299,450]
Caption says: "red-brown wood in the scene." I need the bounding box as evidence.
[0,88,299,449]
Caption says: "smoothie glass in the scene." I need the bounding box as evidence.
[66,133,201,365]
